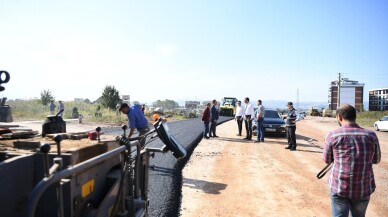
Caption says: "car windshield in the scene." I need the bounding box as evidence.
[264,110,281,119]
[223,98,236,106]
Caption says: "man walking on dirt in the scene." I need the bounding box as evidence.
[323,104,381,217]
[202,103,211,139]
[285,102,299,150]
[210,99,219,137]
[119,103,150,145]
[255,99,265,143]
[235,100,244,136]
[243,97,254,140]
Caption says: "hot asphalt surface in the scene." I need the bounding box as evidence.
[102,117,233,217]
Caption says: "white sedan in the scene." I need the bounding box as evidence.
[374,116,388,131]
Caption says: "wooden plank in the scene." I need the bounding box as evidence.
[0,124,19,128]
[8,128,33,132]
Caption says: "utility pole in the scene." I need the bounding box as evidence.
[337,72,341,109]
[296,88,299,111]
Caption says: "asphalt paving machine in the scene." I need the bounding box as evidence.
[219,97,237,117]
[0,71,187,217]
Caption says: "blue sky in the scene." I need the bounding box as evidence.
[1,0,387,105]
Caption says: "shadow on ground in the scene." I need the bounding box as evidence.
[183,178,227,194]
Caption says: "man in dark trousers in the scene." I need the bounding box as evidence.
[202,103,211,139]
[323,104,381,217]
[285,102,299,150]
[243,97,254,140]
[210,99,219,137]
[234,100,244,136]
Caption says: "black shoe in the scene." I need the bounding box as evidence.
[290,148,296,151]
[204,136,210,139]
[243,137,249,140]
[254,140,260,143]
[260,139,264,142]
[237,134,242,136]
[213,135,219,138]
[285,146,292,149]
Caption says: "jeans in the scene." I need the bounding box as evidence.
[256,117,264,141]
[138,126,150,146]
[330,194,370,217]
[204,122,210,137]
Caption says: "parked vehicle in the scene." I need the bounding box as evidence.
[374,116,388,131]
[219,97,237,117]
[253,109,286,137]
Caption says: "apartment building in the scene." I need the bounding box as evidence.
[369,87,388,111]
[328,78,364,111]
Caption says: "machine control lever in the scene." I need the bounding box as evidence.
[121,125,127,138]
[54,135,63,157]
[40,143,51,177]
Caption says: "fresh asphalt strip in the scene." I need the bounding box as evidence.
[102,116,233,217]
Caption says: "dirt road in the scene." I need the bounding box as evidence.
[181,117,388,217]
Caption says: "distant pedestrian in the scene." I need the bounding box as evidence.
[234,100,244,136]
[323,104,381,217]
[49,100,56,115]
[210,99,219,137]
[243,97,254,140]
[141,104,146,114]
[285,102,300,150]
[78,114,83,123]
[58,100,65,117]
[202,103,211,139]
[255,99,265,143]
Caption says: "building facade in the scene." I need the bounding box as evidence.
[328,78,364,111]
[369,88,388,111]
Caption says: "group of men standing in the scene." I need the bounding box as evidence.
[234,97,265,142]
[201,99,220,139]
[201,99,381,216]
[49,100,65,117]
[235,97,299,149]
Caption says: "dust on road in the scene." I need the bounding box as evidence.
[181,117,388,217]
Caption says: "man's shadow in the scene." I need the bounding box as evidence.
[183,177,227,194]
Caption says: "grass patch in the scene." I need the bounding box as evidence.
[357,111,388,128]
[8,99,127,123]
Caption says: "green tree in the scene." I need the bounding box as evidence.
[84,98,91,104]
[153,99,179,110]
[40,89,55,106]
[100,85,122,110]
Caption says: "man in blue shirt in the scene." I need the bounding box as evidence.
[119,103,150,145]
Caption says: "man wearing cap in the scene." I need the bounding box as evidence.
[285,102,300,150]
[119,103,150,145]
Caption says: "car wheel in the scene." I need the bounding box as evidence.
[375,124,379,131]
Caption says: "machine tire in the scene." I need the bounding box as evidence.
[375,124,379,131]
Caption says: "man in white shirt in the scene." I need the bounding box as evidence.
[243,97,255,140]
[234,100,244,136]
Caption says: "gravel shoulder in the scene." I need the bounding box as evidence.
[181,116,388,217]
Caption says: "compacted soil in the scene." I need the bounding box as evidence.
[180,116,388,217]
